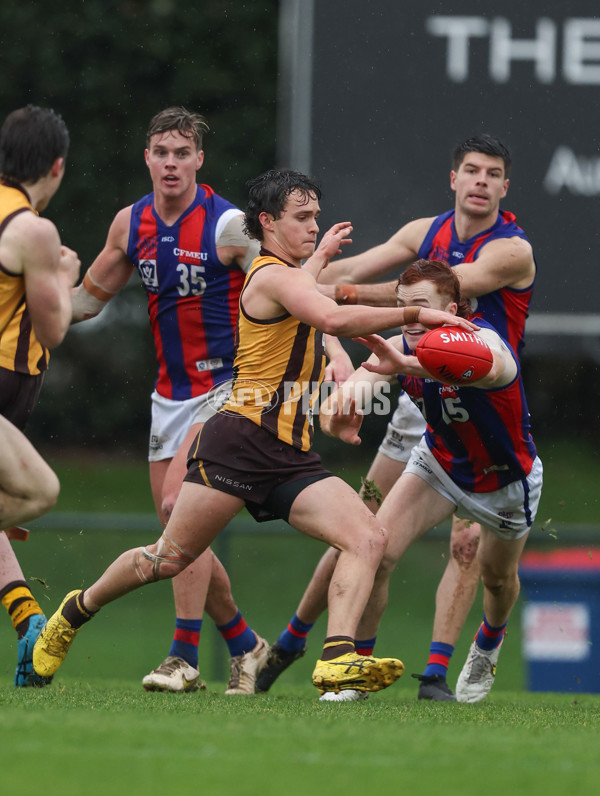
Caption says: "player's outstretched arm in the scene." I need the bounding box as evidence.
[317,217,432,287]
[266,268,478,339]
[71,207,135,322]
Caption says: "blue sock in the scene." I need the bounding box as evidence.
[277,614,313,653]
[475,615,507,652]
[217,611,257,657]
[423,642,455,678]
[169,618,202,668]
[355,637,377,656]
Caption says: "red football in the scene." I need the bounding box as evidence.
[416,326,493,385]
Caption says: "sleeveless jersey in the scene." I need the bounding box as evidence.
[399,319,537,493]
[127,184,245,400]
[418,209,534,358]
[220,254,326,452]
[0,182,48,374]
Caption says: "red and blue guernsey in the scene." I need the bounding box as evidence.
[400,319,537,493]
[127,184,246,401]
[418,209,535,358]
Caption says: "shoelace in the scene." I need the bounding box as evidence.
[228,656,244,688]
[467,651,493,682]
[154,658,186,675]
[43,620,77,656]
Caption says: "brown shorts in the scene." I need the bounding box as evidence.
[0,368,43,431]
[184,412,333,522]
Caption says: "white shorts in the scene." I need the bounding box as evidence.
[148,381,233,462]
[378,391,426,463]
[404,437,543,540]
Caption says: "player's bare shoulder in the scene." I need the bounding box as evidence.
[106,204,134,248]
[0,210,60,276]
[479,234,535,289]
[394,216,436,247]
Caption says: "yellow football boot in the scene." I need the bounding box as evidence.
[312,652,404,694]
[32,590,86,677]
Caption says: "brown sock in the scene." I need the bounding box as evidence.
[61,590,96,628]
[321,635,355,661]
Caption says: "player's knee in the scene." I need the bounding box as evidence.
[132,532,196,584]
[479,561,518,594]
[362,521,388,561]
[339,520,387,567]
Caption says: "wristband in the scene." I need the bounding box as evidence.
[334,284,358,305]
[403,306,421,324]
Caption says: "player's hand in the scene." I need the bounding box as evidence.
[303,222,353,279]
[58,246,81,287]
[323,347,354,386]
[354,334,406,376]
[318,221,353,261]
[325,393,363,445]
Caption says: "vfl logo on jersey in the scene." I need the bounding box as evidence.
[139,259,159,291]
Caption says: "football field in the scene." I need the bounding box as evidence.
[2,444,600,795]
[2,679,599,795]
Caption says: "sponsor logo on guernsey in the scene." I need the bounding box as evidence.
[196,358,224,372]
[451,250,465,259]
[161,236,175,242]
[483,464,510,475]
[173,248,208,261]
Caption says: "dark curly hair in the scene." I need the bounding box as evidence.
[243,168,321,241]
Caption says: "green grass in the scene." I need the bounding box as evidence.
[1,682,599,796]
[2,439,599,795]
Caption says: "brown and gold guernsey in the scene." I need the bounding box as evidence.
[0,182,48,374]
[221,254,325,452]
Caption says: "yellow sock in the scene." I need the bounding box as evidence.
[1,583,43,631]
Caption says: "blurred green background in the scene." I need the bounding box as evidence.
[2,437,599,693]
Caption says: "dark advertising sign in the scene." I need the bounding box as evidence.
[278,1,600,351]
